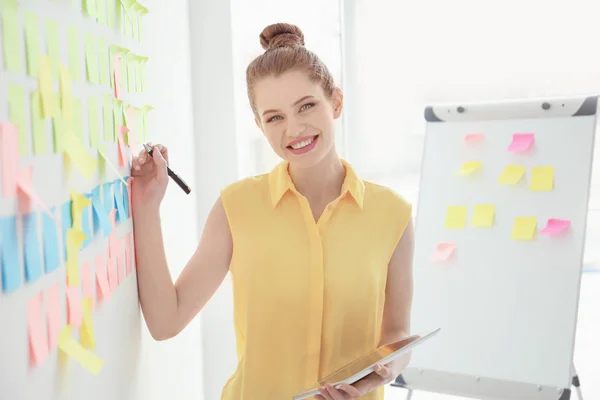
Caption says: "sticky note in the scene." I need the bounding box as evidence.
[117,126,128,167]
[0,216,21,292]
[80,297,96,349]
[64,132,98,180]
[66,287,83,328]
[58,325,104,375]
[101,95,113,142]
[113,55,122,98]
[106,0,116,27]
[497,165,526,185]
[81,206,92,248]
[42,208,60,273]
[97,38,109,85]
[92,196,112,236]
[45,19,61,75]
[71,190,91,230]
[107,252,118,291]
[0,123,19,197]
[117,250,124,284]
[1,0,21,72]
[126,177,133,218]
[530,166,554,191]
[96,0,106,24]
[430,242,455,262]
[507,133,534,152]
[23,212,43,283]
[52,93,66,153]
[95,252,111,302]
[8,85,28,155]
[66,228,87,286]
[17,166,33,215]
[444,206,467,229]
[464,133,483,141]
[28,292,49,367]
[457,161,482,175]
[24,11,41,77]
[84,32,99,84]
[511,217,537,240]
[540,219,571,235]
[61,201,73,261]
[83,0,97,18]
[67,26,81,81]
[127,54,136,92]
[31,91,48,154]
[127,232,135,270]
[60,67,74,126]
[125,236,133,275]
[45,282,61,350]
[471,204,495,228]
[114,181,126,222]
[86,98,99,148]
[72,98,84,142]
[81,262,94,309]
[102,183,113,211]
[39,56,56,118]
[16,166,57,220]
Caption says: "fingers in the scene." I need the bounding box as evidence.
[319,384,347,400]
[151,145,168,181]
[374,363,392,379]
[338,384,362,397]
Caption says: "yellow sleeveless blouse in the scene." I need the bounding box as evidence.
[219,159,412,400]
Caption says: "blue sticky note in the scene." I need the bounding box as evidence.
[103,182,113,212]
[0,216,22,292]
[92,196,112,237]
[42,207,60,273]
[61,201,72,261]
[122,179,130,218]
[91,186,101,234]
[114,180,126,223]
[81,206,92,248]
[23,212,43,283]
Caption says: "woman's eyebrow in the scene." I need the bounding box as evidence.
[262,95,316,116]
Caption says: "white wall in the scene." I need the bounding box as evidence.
[136,0,204,399]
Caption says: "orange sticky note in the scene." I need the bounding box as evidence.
[117,125,128,167]
[28,292,49,367]
[66,287,83,328]
[113,55,121,98]
[81,262,94,310]
[58,325,104,376]
[45,282,61,350]
[95,252,111,302]
[430,242,455,262]
[0,123,19,197]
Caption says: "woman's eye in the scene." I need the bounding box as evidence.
[300,103,315,111]
[267,115,282,123]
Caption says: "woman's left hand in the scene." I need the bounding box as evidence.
[314,363,395,400]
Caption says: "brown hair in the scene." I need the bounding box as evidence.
[246,23,337,117]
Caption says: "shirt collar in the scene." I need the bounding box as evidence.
[268,159,365,209]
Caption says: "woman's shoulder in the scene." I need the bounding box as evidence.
[362,180,412,210]
[220,172,270,199]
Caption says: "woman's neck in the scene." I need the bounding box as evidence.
[288,150,345,203]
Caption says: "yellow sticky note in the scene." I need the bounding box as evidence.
[66,227,87,286]
[88,98,99,148]
[457,161,482,175]
[31,91,47,155]
[24,11,41,77]
[497,165,526,185]
[71,190,91,229]
[530,166,554,191]
[471,204,495,227]
[8,84,28,155]
[52,93,66,153]
[444,206,467,229]
[58,325,103,376]
[67,26,81,81]
[80,298,96,349]
[84,32,99,84]
[39,56,55,118]
[60,66,74,126]
[511,217,537,240]
[72,98,84,142]
[64,132,98,180]
[97,38,110,86]
[1,0,21,72]
[45,19,61,76]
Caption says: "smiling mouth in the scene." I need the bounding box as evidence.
[287,135,318,150]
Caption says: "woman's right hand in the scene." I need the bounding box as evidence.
[131,143,170,211]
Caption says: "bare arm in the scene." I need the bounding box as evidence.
[132,144,231,341]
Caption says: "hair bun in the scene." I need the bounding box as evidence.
[260,23,305,51]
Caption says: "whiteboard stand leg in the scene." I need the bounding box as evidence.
[571,363,583,400]
[404,387,413,400]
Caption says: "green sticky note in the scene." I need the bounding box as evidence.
[84,32,98,84]
[45,20,61,76]
[102,95,113,142]
[53,93,66,153]
[31,91,47,154]
[106,0,116,27]
[113,99,122,141]
[96,0,106,24]
[72,97,84,142]
[67,26,81,81]
[132,13,139,41]
[24,11,41,77]
[83,0,97,18]
[8,84,29,155]
[141,62,146,92]
[127,55,135,92]
[97,38,109,86]
[120,54,127,92]
[1,0,21,72]
[88,98,99,148]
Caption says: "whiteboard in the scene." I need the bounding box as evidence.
[405,95,597,398]
[0,0,149,398]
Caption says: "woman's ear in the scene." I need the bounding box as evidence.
[254,117,263,131]
[333,87,343,119]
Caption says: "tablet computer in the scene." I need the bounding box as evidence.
[292,328,440,400]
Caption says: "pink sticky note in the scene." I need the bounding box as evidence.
[125,235,133,275]
[81,261,94,310]
[95,252,111,303]
[45,282,61,350]
[127,177,134,218]
[108,209,117,229]
[109,231,121,259]
[28,292,49,367]
[66,287,83,329]
[464,133,484,141]
[16,166,57,221]
[117,252,125,284]
[0,123,19,197]
[430,242,456,262]
[107,253,118,292]
[507,133,534,152]
[540,219,571,235]
[117,125,128,167]
[113,55,121,99]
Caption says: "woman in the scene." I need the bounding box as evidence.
[131,23,414,400]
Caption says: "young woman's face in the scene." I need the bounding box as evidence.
[253,69,342,169]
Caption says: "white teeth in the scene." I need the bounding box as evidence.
[290,137,314,150]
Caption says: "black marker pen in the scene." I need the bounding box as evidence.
[142,143,191,195]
